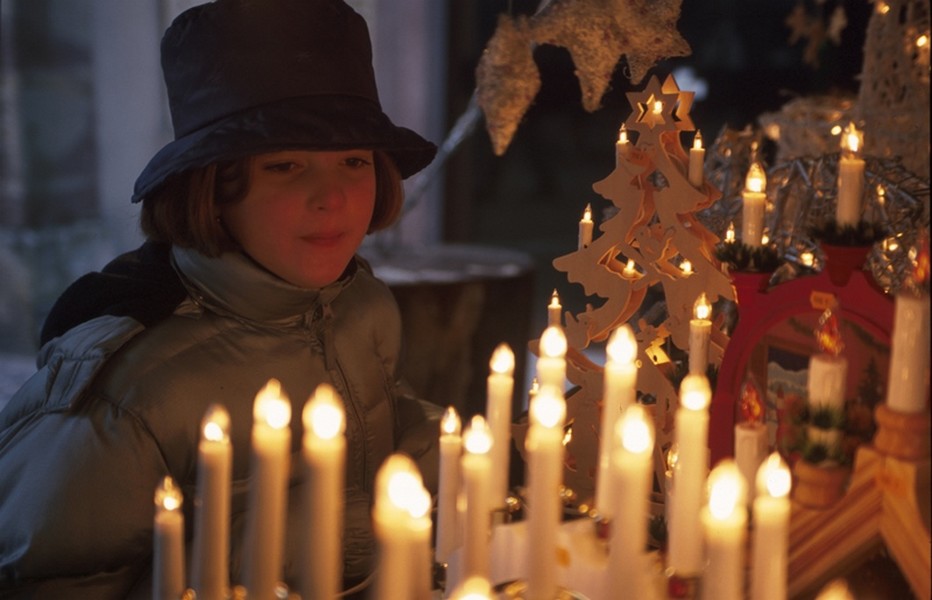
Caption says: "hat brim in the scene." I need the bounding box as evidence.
[132,95,437,202]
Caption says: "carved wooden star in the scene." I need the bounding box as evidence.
[624,75,681,135]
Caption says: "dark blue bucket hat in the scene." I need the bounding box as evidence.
[132,0,437,203]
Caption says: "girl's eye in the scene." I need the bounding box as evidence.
[264,161,298,173]
[344,156,372,169]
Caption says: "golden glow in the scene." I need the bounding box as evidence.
[623,258,638,276]
[617,124,628,145]
[680,259,693,275]
[304,383,344,440]
[606,324,637,364]
[652,99,663,114]
[440,405,461,436]
[254,378,291,430]
[202,404,230,443]
[680,373,711,411]
[801,251,814,267]
[665,443,679,473]
[540,326,567,359]
[693,293,711,320]
[549,289,561,309]
[745,161,767,194]
[378,454,425,515]
[490,343,515,375]
[707,460,744,520]
[841,122,862,155]
[830,124,843,136]
[530,387,566,429]
[725,222,736,243]
[756,452,791,498]
[876,1,890,15]
[581,203,593,222]
[618,404,654,455]
[693,130,703,150]
[917,34,929,48]
[463,415,493,455]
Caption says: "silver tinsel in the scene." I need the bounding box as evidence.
[698,127,930,295]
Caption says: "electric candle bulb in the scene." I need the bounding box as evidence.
[725,222,736,244]
[619,404,653,454]
[693,293,711,320]
[487,343,515,506]
[680,373,711,411]
[537,325,567,392]
[374,454,426,600]
[255,378,291,429]
[578,204,594,249]
[837,122,865,226]
[436,406,462,564]
[752,453,791,600]
[702,461,746,600]
[616,124,631,164]
[742,162,767,247]
[154,476,185,600]
[618,124,629,144]
[547,289,562,327]
[801,251,815,268]
[688,130,705,187]
[623,258,638,278]
[689,293,712,376]
[680,259,693,275]
[191,405,232,600]
[301,384,346,600]
[652,100,663,114]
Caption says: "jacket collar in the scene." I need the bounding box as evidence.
[171,246,355,322]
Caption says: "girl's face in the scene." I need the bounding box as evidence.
[220,149,376,289]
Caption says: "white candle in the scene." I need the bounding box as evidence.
[578,204,594,249]
[668,374,711,577]
[742,161,767,248]
[301,383,346,600]
[688,130,705,187]
[486,344,516,507]
[623,258,639,279]
[701,460,747,600]
[462,415,493,580]
[681,259,693,276]
[608,404,655,598]
[374,454,422,600]
[886,292,931,413]
[410,485,434,600]
[449,575,494,599]
[595,324,638,517]
[688,293,712,375]
[547,289,562,327]
[616,124,630,164]
[725,222,736,244]
[153,476,185,600]
[751,453,791,600]
[525,387,566,600]
[836,123,865,227]
[191,405,231,600]
[536,325,567,393]
[242,379,292,600]
[436,406,462,565]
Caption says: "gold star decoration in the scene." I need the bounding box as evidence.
[624,75,681,135]
[475,0,691,155]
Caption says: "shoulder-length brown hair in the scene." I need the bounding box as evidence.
[140,150,404,256]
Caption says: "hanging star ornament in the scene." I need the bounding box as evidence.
[475,0,690,155]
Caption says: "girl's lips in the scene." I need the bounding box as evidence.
[300,232,343,247]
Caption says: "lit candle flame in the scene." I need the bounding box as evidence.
[876,1,890,14]
[745,162,767,194]
[440,405,462,436]
[155,475,183,511]
[801,251,814,267]
[665,443,679,473]
[378,454,425,515]
[540,326,567,359]
[707,460,745,520]
[618,124,628,145]
[680,259,693,275]
[623,258,638,276]
[652,99,663,114]
[464,415,493,455]
[761,230,770,245]
[607,324,637,365]
[530,387,566,429]
[841,122,863,155]
[693,130,703,150]
[202,404,230,443]
[452,576,494,599]
[582,203,592,222]
[725,222,736,243]
[490,343,515,375]
[549,289,561,309]
[303,383,344,440]
[756,452,791,499]
[254,378,291,430]
[917,34,929,48]
[693,293,711,320]
[617,404,654,455]
[680,373,711,411]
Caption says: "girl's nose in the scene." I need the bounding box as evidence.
[306,174,347,211]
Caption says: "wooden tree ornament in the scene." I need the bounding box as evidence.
[516,74,735,506]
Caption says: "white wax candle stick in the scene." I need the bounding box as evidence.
[702,460,747,600]
[595,324,637,517]
[191,405,232,600]
[688,293,712,375]
[547,289,562,327]
[616,124,630,165]
[668,374,711,577]
[301,384,346,600]
[242,379,292,600]
[462,415,493,580]
[688,130,705,187]
[751,453,791,600]
[836,123,864,227]
[410,485,434,600]
[486,344,515,507]
[436,406,462,565]
[153,476,185,600]
[525,387,566,600]
[374,454,422,600]
[608,405,654,598]
[742,162,767,248]
[886,293,931,413]
[536,326,567,393]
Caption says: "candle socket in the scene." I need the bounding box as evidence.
[664,569,701,599]
[873,404,931,460]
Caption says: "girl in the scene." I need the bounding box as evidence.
[0,0,439,597]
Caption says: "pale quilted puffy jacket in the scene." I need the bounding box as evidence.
[0,244,440,599]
